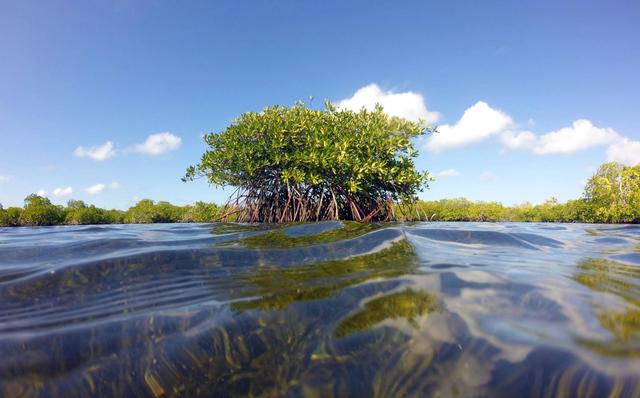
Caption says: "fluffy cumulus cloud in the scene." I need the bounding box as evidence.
[133,132,182,155]
[335,85,636,163]
[606,138,640,166]
[424,101,512,153]
[434,168,461,178]
[74,141,116,161]
[37,189,47,197]
[52,187,73,197]
[337,84,439,123]
[419,97,629,160]
[501,119,620,155]
[86,182,120,195]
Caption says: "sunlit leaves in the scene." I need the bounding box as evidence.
[184,102,432,222]
[584,162,640,223]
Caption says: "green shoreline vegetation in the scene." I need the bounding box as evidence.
[2,161,639,227]
[183,102,431,222]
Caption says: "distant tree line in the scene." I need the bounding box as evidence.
[0,195,220,227]
[1,162,638,227]
[406,162,640,223]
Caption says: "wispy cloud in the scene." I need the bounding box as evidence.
[74,141,116,161]
[133,132,182,155]
[86,181,120,195]
[434,168,461,178]
[52,187,73,197]
[337,84,439,124]
[0,175,9,183]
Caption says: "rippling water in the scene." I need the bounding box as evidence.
[1,222,639,397]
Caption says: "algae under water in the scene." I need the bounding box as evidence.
[1,221,639,397]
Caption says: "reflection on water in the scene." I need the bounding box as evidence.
[0,222,640,397]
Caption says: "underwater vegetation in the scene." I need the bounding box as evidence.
[573,257,640,357]
[1,221,640,396]
[335,289,439,337]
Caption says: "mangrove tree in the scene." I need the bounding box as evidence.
[183,102,432,222]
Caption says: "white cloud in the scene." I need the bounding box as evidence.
[86,181,120,195]
[86,183,106,195]
[500,130,537,150]
[502,119,620,155]
[607,138,640,166]
[434,168,461,178]
[420,99,623,158]
[337,84,439,123]
[37,189,48,197]
[74,141,116,161]
[52,187,73,197]
[0,175,9,183]
[133,132,182,155]
[424,101,512,152]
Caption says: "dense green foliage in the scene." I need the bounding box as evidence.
[408,162,640,223]
[19,194,66,226]
[124,199,188,224]
[182,201,220,222]
[65,200,123,225]
[1,162,638,227]
[583,162,640,223]
[0,196,220,227]
[408,197,594,222]
[0,206,22,226]
[184,102,431,222]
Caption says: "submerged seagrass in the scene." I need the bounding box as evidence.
[1,221,640,397]
[183,102,432,222]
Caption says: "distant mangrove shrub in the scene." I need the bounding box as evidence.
[18,194,65,226]
[124,199,187,224]
[584,162,640,223]
[0,206,22,226]
[184,102,432,222]
[65,200,121,225]
[408,162,640,223]
[0,196,220,227]
[181,201,220,223]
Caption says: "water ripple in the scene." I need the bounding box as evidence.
[0,221,639,397]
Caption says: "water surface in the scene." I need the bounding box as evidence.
[1,222,639,397]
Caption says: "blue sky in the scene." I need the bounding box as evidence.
[1,1,639,209]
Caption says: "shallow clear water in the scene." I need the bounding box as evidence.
[1,222,639,397]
